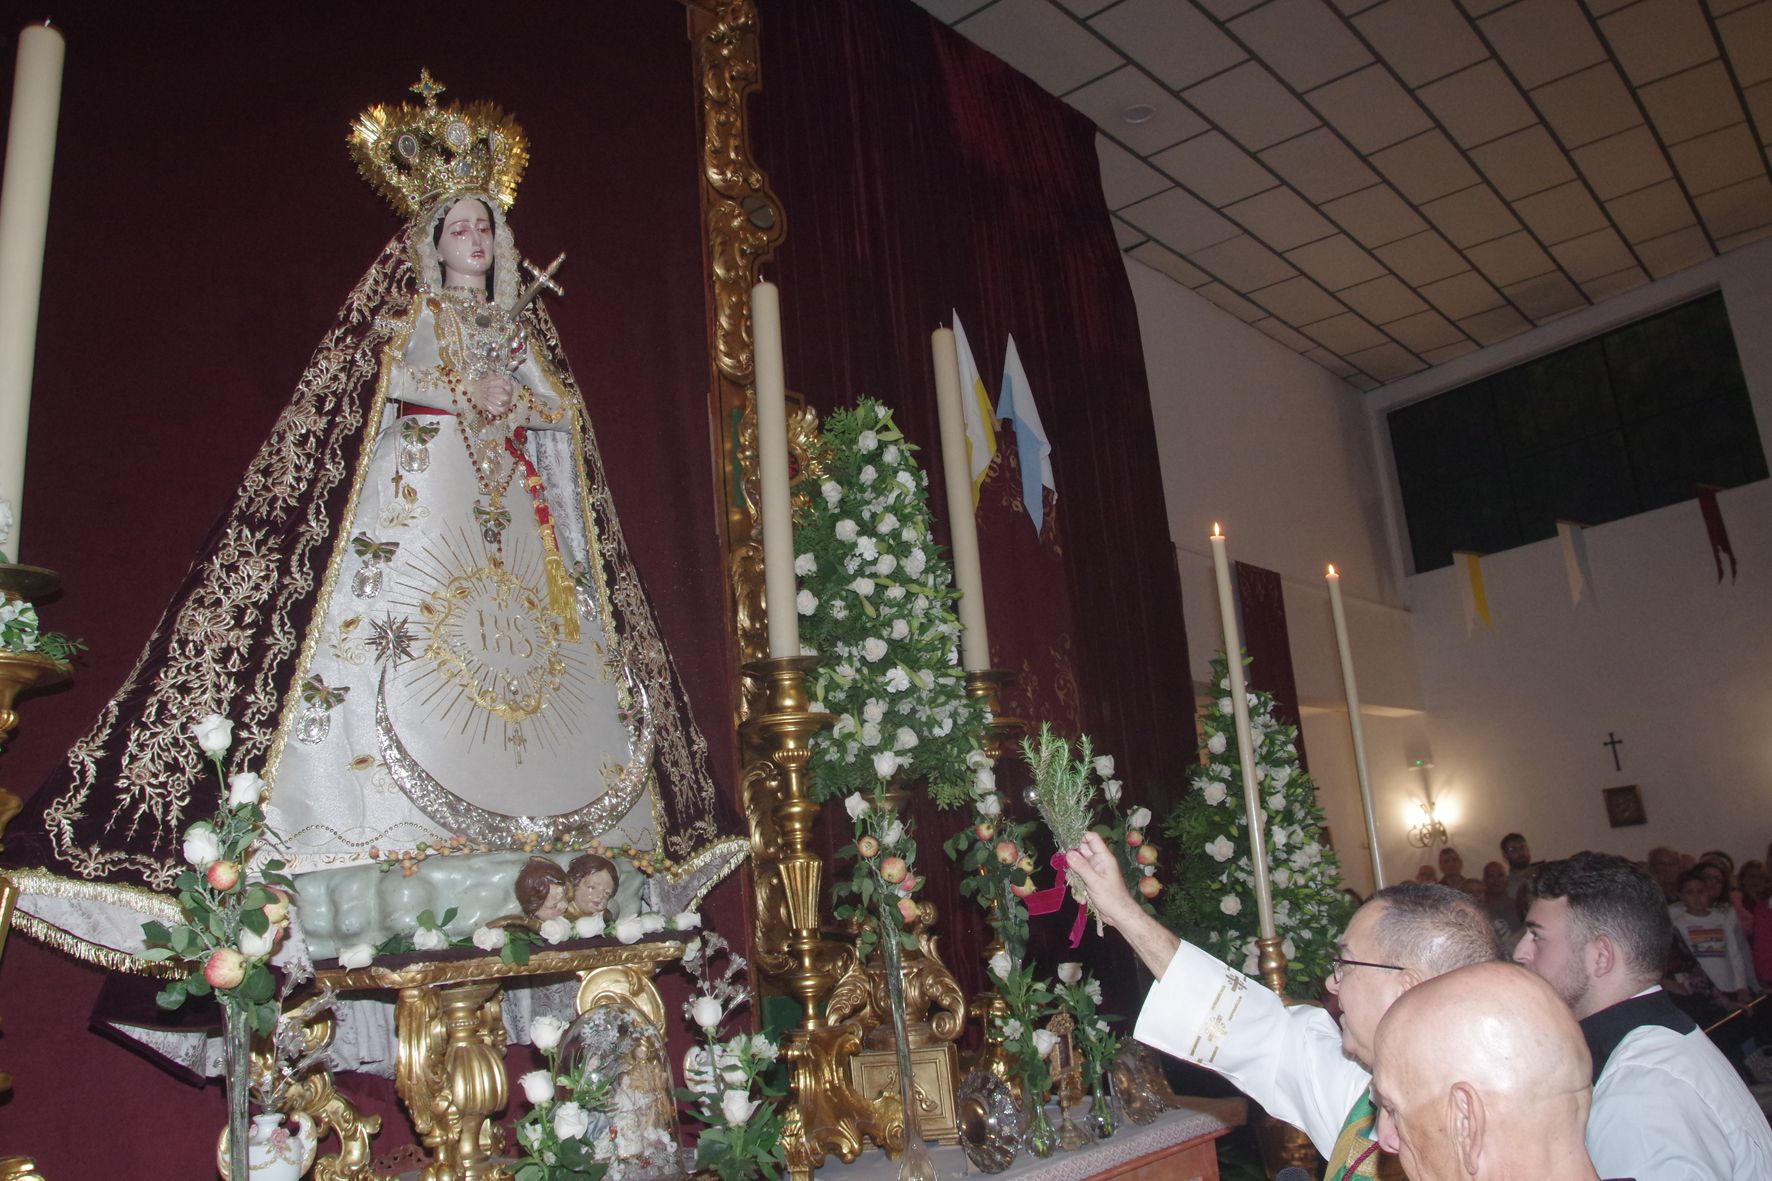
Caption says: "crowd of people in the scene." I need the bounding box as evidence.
[1064,829,1772,1181]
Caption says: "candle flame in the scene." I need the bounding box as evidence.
[1327,563,1338,577]
[1211,522,1223,539]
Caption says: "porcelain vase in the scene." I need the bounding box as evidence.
[216,1112,318,1181]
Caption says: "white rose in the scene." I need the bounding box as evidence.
[857,429,878,452]
[821,481,842,506]
[904,549,926,577]
[226,771,266,807]
[539,917,573,944]
[519,1069,556,1106]
[876,511,898,533]
[471,926,507,952]
[181,824,221,868]
[530,1014,570,1051]
[1207,732,1228,755]
[872,751,901,778]
[614,916,646,944]
[850,577,875,597]
[238,925,277,958]
[882,819,905,846]
[684,1046,716,1093]
[862,637,887,661]
[884,667,911,692]
[889,618,909,640]
[860,464,878,484]
[1266,791,1285,811]
[977,792,1002,817]
[1092,755,1115,778]
[794,552,817,575]
[860,720,882,746]
[574,915,605,939]
[721,1089,759,1125]
[845,793,870,819]
[1057,962,1083,985]
[796,589,818,616]
[974,767,996,794]
[693,996,725,1030]
[893,727,918,750]
[1086,979,1103,1004]
[641,913,667,933]
[337,943,374,970]
[672,911,702,930]
[1272,866,1293,888]
[553,1101,591,1141]
[191,714,234,756]
[1202,781,1227,806]
[1102,778,1122,803]
[1220,895,1243,916]
[1206,835,1235,862]
[862,700,885,724]
[896,470,916,490]
[874,553,897,577]
[967,749,992,771]
[1218,696,1234,715]
[988,950,1013,981]
[1032,1029,1060,1059]
[413,926,450,952]
[1129,806,1152,829]
[835,519,858,541]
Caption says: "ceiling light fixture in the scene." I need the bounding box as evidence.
[1120,104,1156,125]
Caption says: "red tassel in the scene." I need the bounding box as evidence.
[1696,485,1736,583]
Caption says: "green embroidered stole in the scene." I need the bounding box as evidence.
[1323,1091,1382,1181]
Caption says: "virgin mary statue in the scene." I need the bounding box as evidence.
[6,75,741,966]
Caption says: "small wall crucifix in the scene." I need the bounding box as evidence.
[1603,731,1624,772]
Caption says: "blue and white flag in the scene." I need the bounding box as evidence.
[995,334,1054,535]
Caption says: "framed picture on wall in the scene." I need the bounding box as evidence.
[1603,785,1646,828]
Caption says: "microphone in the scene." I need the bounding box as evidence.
[1274,1168,1313,1181]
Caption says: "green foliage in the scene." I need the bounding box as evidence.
[1160,654,1353,998]
[985,953,1056,1100]
[510,1034,614,1181]
[678,933,787,1181]
[832,782,925,960]
[0,596,84,664]
[1053,970,1121,1090]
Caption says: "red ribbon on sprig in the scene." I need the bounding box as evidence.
[1022,851,1091,948]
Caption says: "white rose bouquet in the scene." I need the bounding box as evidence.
[676,933,785,1181]
[510,1013,616,1181]
[1160,653,1351,997]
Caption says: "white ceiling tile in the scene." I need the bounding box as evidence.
[1346,373,1383,390]
[1502,271,1589,319]
[910,0,998,21]
[1420,183,1525,246]
[1633,224,1714,275]
[1258,128,1385,201]
[1183,62,1324,150]
[1693,172,1772,237]
[1097,136,1175,208]
[1113,215,1150,248]
[1200,0,1275,16]
[1529,64,1642,148]
[1055,0,1120,14]
[1549,226,1637,279]
[1605,180,1699,241]
[1068,68,1213,153]
[1373,230,1471,282]
[1090,0,1248,90]
[1230,0,1376,91]
[1747,81,1772,146]
[1253,316,1321,351]
[1250,274,1352,322]
[1640,61,1747,145]
[1128,240,1215,285]
[1420,269,1508,317]
[1371,130,1482,203]
[1119,186,1243,252]
[1221,186,1340,248]
[1304,347,1363,378]
[1569,126,1677,199]
[1345,341,1430,380]
[1354,0,1489,86]
[1469,126,1581,200]
[1385,308,1469,351]
[1422,338,1480,364]
[1306,65,1435,152]
[1479,0,1609,88]
[1150,132,1282,207]
[1340,274,1433,320]
[1669,122,1764,194]
[1331,0,1390,15]
[1303,312,1392,350]
[1419,61,1540,147]
[1579,266,1650,301]
[1187,233,1303,288]
[1323,184,1433,246]
[1718,1,1772,86]
[1459,305,1532,345]
[1716,222,1772,249]
[1285,234,1391,287]
[1512,180,1610,242]
[1465,231,1560,285]
[1598,0,1720,86]
[1708,0,1759,17]
[958,0,1127,95]
[1195,282,1271,321]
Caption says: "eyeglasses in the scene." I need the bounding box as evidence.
[1329,956,1405,983]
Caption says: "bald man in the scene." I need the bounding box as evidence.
[1372,963,1607,1181]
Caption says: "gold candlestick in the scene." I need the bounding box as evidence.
[962,669,1024,1085]
[963,669,1024,764]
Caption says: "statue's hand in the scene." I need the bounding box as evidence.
[473,373,515,415]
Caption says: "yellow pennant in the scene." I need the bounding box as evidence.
[1455,551,1492,633]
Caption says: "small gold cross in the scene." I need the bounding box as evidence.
[410,69,447,108]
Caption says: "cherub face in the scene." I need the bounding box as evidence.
[574,869,615,915]
[535,882,569,922]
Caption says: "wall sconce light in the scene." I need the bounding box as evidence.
[1406,799,1448,849]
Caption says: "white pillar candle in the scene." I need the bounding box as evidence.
[750,281,798,660]
[931,327,990,671]
[0,23,65,557]
[1209,524,1275,939]
[1327,564,1385,889]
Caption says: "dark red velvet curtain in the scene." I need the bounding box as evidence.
[750,0,1193,1010]
[0,5,730,1174]
[1235,561,1310,772]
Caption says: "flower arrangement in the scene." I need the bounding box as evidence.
[511,1012,616,1181]
[836,787,927,959]
[794,398,985,809]
[986,949,1059,1152]
[1160,653,1352,998]
[0,595,84,663]
[338,907,699,969]
[1052,963,1119,1091]
[677,932,786,1181]
[1090,765,1163,916]
[942,749,1039,962]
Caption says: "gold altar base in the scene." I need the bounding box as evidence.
[849,1043,960,1147]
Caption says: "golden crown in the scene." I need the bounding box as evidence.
[348,71,530,219]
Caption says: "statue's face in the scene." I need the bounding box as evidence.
[437,198,494,286]
[536,882,568,921]
[575,869,615,914]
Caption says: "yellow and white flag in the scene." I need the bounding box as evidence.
[951,311,997,503]
[1455,551,1492,634]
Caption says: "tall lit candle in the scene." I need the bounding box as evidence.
[931,326,990,670]
[751,280,798,659]
[0,23,65,557]
[1327,564,1385,889]
[1208,523,1275,939]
